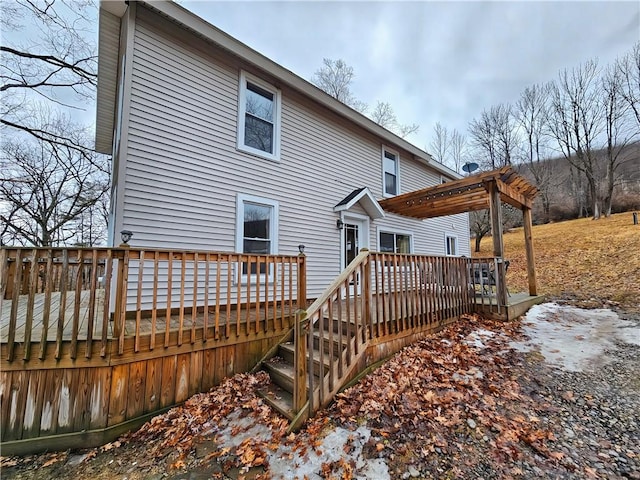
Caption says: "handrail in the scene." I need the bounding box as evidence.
[294,249,371,417]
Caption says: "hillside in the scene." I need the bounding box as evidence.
[474,212,640,310]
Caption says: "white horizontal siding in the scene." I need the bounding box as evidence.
[121,12,470,298]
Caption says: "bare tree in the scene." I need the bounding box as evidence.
[514,83,555,221]
[449,129,467,173]
[1,0,97,157]
[429,122,450,165]
[469,104,517,169]
[0,113,110,246]
[312,59,418,137]
[601,62,638,217]
[429,123,467,172]
[370,101,419,138]
[311,58,367,113]
[469,210,491,253]
[616,42,640,127]
[547,60,605,218]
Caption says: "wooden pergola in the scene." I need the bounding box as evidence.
[379,166,539,306]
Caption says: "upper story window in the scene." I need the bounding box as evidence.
[237,71,281,161]
[379,231,412,254]
[445,234,458,256]
[382,147,399,197]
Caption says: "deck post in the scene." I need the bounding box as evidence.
[522,207,538,295]
[293,308,308,412]
[112,248,130,352]
[488,180,508,308]
[293,251,308,413]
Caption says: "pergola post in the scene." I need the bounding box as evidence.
[522,207,538,295]
[488,180,508,307]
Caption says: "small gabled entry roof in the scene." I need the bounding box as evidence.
[334,187,385,219]
[378,166,538,219]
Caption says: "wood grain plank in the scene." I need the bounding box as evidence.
[175,353,190,403]
[89,367,111,430]
[144,357,162,414]
[126,360,147,419]
[108,364,129,426]
[160,355,177,408]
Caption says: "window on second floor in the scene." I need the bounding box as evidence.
[237,71,281,161]
[382,147,399,196]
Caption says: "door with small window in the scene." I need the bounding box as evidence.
[341,216,369,294]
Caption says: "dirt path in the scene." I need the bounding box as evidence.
[3,303,639,479]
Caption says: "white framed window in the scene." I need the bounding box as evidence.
[382,146,399,197]
[378,229,413,254]
[445,233,458,256]
[236,194,279,278]
[237,71,281,161]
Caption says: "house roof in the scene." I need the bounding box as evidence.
[95,0,459,180]
[334,188,385,219]
[378,166,539,219]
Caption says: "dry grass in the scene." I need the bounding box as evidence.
[474,212,640,310]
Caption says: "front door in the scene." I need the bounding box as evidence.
[344,222,360,269]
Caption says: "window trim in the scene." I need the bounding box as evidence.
[381,146,400,198]
[377,227,414,254]
[235,193,279,282]
[445,233,458,257]
[237,71,281,162]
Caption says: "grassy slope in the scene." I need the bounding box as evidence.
[473,212,640,310]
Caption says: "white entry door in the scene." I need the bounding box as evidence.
[341,215,369,295]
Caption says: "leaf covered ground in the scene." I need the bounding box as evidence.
[6,310,637,479]
[474,212,640,310]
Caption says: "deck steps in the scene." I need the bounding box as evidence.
[257,317,352,423]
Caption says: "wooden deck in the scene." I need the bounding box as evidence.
[0,290,298,343]
[0,286,461,344]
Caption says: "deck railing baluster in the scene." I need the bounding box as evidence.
[85,250,99,359]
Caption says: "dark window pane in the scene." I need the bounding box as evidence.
[384,150,396,161]
[243,239,270,254]
[244,114,273,153]
[385,172,396,195]
[246,83,274,121]
[380,232,394,253]
[244,203,270,239]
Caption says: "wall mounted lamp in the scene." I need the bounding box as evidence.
[120,230,133,244]
[336,219,344,230]
[298,244,305,254]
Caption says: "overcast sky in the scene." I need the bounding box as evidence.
[181,0,639,152]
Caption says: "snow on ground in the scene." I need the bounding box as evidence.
[510,302,640,372]
[215,411,390,480]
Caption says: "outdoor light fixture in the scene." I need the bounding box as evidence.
[336,219,344,230]
[298,244,305,254]
[120,230,133,244]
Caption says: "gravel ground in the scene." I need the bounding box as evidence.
[2,302,639,480]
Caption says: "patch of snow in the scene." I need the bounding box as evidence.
[268,426,389,480]
[214,411,389,479]
[464,328,498,349]
[510,303,640,372]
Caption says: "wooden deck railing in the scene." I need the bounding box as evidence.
[0,247,303,364]
[468,256,507,313]
[295,250,478,418]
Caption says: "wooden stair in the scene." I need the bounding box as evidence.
[257,315,359,423]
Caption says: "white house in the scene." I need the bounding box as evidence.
[95,0,470,298]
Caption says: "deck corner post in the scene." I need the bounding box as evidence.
[488,181,507,307]
[522,207,538,296]
[293,308,308,412]
[113,248,130,352]
[297,252,307,309]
